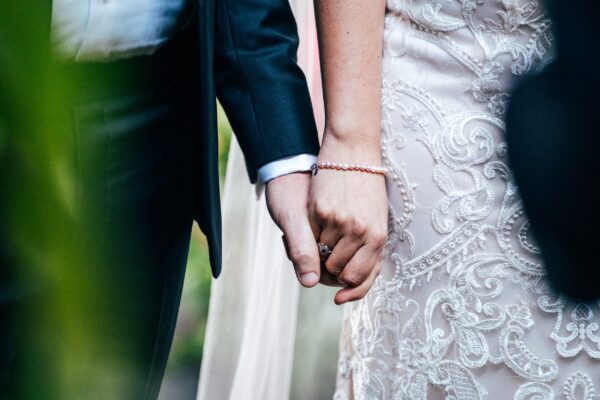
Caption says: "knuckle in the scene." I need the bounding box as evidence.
[339,269,367,288]
[340,275,363,288]
[314,203,332,219]
[325,260,343,276]
[290,249,314,266]
[331,213,348,227]
[350,220,367,237]
[370,229,388,248]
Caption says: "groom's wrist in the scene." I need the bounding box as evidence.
[257,154,317,184]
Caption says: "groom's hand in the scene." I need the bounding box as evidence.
[265,172,322,288]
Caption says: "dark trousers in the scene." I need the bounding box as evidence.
[62,28,201,399]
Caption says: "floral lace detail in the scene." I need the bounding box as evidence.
[385,0,553,116]
[514,382,554,400]
[335,1,599,399]
[539,298,600,359]
[562,371,596,400]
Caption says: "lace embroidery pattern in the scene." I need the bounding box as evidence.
[562,371,596,400]
[385,0,553,116]
[539,297,600,359]
[335,1,599,399]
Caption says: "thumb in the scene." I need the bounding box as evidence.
[281,217,321,288]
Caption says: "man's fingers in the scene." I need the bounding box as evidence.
[335,260,381,305]
[309,213,321,241]
[281,235,292,260]
[281,218,321,288]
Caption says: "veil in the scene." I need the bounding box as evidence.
[196,1,342,399]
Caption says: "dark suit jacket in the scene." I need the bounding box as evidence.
[506,0,600,300]
[197,0,319,277]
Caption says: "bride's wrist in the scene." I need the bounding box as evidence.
[320,127,382,165]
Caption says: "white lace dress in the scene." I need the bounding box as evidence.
[334,1,600,399]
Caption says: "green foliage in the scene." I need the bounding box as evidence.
[165,231,213,372]
[218,103,233,180]
[1,3,140,398]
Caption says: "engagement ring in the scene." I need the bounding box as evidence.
[318,242,333,259]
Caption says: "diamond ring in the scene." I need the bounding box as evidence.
[318,242,333,259]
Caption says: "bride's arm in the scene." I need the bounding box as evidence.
[315,0,386,153]
[309,0,388,304]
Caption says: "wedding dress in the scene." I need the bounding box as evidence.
[335,1,600,399]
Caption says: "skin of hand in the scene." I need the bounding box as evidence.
[265,172,325,288]
[311,0,388,304]
[308,138,388,305]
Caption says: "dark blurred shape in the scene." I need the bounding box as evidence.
[506,1,600,301]
[2,0,321,397]
[0,1,171,398]
[61,27,203,398]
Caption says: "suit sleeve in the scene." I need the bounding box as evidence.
[214,0,320,182]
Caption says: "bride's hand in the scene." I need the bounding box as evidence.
[308,134,388,305]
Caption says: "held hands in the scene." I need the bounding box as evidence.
[265,136,388,305]
[308,138,388,304]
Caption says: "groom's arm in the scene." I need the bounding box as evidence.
[214,0,320,182]
[214,0,323,288]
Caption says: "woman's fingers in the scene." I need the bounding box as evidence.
[307,164,388,299]
[337,243,380,287]
[319,229,358,276]
[332,229,387,304]
[335,259,382,305]
[321,213,386,286]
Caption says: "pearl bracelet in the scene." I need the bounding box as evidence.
[311,162,387,176]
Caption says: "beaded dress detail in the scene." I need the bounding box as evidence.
[334,1,600,399]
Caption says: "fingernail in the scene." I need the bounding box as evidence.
[300,272,319,286]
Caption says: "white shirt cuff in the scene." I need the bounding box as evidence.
[257,154,317,184]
